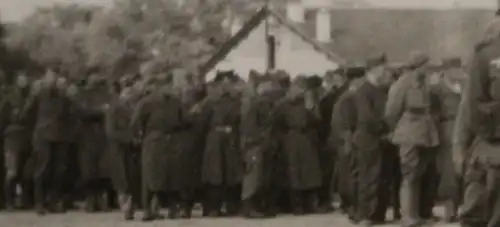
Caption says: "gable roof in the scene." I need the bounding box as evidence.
[199,6,346,76]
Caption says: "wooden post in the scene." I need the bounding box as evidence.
[264,0,276,71]
[267,35,276,69]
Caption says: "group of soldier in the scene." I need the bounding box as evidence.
[2,16,500,227]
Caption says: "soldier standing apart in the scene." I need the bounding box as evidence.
[131,81,185,221]
[352,54,396,226]
[385,52,440,227]
[2,73,32,210]
[24,71,73,215]
[434,57,465,223]
[454,18,500,227]
[201,73,243,217]
[106,87,139,220]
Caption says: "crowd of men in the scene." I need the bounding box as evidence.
[2,15,500,227]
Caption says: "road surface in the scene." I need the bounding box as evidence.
[0,207,459,227]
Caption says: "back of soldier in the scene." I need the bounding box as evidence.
[456,27,500,227]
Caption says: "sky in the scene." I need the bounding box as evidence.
[0,0,497,22]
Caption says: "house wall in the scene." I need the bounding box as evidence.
[210,7,495,80]
[207,18,338,80]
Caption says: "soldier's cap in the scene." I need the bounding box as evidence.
[442,57,462,68]
[406,51,430,69]
[213,70,235,83]
[305,75,323,89]
[345,66,366,79]
[365,53,388,69]
[483,17,500,43]
[256,81,278,95]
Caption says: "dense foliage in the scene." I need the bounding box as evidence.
[3,0,243,82]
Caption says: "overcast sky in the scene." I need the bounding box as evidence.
[0,0,497,22]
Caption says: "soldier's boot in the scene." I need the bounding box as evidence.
[85,195,97,213]
[97,192,110,212]
[121,194,134,221]
[225,200,241,217]
[290,191,304,216]
[443,200,458,223]
[303,190,319,214]
[151,193,164,220]
[400,179,422,227]
[54,200,66,213]
[20,181,34,209]
[4,175,16,211]
[243,198,265,219]
[179,200,193,219]
[34,180,46,216]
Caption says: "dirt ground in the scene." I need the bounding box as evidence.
[0,206,459,227]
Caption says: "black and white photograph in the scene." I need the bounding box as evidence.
[0,0,497,226]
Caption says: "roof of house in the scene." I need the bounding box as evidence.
[199,6,346,76]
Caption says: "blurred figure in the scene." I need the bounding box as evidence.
[352,54,396,226]
[106,87,139,220]
[2,73,33,210]
[201,72,243,217]
[434,57,466,223]
[276,79,323,215]
[454,17,500,227]
[25,70,74,215]
[385,52,440,227]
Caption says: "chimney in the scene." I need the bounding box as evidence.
[287,2,305,23]
[316,8,331,42]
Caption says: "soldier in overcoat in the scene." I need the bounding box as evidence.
[1,73,32,210]
[240,80,284,218]
[352,54,396,226]
[275,79,322,215]
[76,75,111,212]
[131,81,186,221]
[200,72,243,217]
[173,84,207,219]
[24,71,74,215]
[106,86,139,220]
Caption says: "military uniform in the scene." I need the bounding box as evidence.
[131,91,185,221]
[169,87,206,219]
[25,87,74,214]
[435,67,463,222]
[352,79,393,224]
[276,91,322,215]
[201,90,243,217]
[385,65,440,226]
[454,37,500,227]
[241,82,285,218]
[1,85,32,210]
[76,85,111,212]
[317,83,347,212]
[106,93,139,220]
[330,82,361,221]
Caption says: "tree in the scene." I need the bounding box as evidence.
[4,4,97,78]
[85,0,232,82]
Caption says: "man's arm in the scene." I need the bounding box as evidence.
[384,74,409,130]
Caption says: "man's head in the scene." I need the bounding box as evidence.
[56,76,67,90]
[66,83,79,97]
[16,73,29,88]
[365,53,393,87]
[42,70,57,88]
[324,68,346,89]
